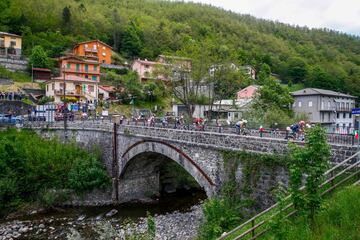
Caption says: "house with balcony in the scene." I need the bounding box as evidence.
[73,40,113,64]
[45,75,99,103]
[291,88,356,133]
[0,32,22,56]
[131,58,167,82]
[59,55,100,82]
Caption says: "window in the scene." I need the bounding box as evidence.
[94,65,97,71]
[308,101,313,107]
[0,37,4,47]
[102,52,106,56]
[337,113,339,119]
[67,63,70,69]
[328,101,331,109]
[343,123,346,129]
[52,83,54,90]
[343,113,346,118]
[292,102,296,108]
[85,75,88,79]
[76,64,80,71]
[321,101,324,109]
[10,38,16,47]
[346,103,349,109]
[350,113,352,118]
[88,85,94,93]
[92,76,97,81]
[349,123,352,128]
[298,101,302,107]
[145,65,150,69]
[85,64,88,72]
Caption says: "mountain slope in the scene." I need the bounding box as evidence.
[1,0,359,97]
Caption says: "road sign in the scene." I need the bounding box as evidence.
[352,108,360,115]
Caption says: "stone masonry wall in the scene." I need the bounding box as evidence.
[28,122,357,208]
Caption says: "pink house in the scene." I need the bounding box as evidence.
[236,85,259,100]
[131,59,166,82]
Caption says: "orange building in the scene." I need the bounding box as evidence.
[73,40,113,64]
[59,55,100,82]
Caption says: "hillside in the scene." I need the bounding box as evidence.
[1,0,360,97]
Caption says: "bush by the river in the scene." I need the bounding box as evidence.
[0,129,110,216]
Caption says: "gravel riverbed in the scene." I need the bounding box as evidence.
[0,204,204,240]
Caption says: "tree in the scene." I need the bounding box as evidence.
[289,125,330,220]
[29,45,50,69]
[62,6,71,25]
[121,21,143,58]
[286,57,308,83]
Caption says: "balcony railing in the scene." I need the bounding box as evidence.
[336,107,352,112]
[64,68,99,74]
[84,47,98,53]
[54,90,84,96]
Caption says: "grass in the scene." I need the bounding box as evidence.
[265,185,360,240]
[223,167,360,240]
[0,66,32,82]
[105,96,172,116]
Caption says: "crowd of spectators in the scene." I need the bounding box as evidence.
[0,91,25,101]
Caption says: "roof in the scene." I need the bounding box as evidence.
[291,88,356,98]
[99,85,116,93]
[0,32,21,38]
[73,40,113,50]
[58,55,99,64]
[132,59,159,66]
[32,68,51,72]
[158,55,192,61]
[213,98,252,107]
[49,75,99,83]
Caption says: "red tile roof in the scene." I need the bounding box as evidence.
[73,39,113,50]
[32,68,51,72]
[99,85,116,92]
[50,75,98,83]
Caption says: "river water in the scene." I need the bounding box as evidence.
[0,190,206,240]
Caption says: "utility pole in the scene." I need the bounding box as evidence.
[63,65,67,138]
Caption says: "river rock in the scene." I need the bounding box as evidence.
[19,227,29,233]
[77,215,86,221]
[105,209,118,218]
[38,224,45,229]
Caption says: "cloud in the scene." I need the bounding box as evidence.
[185,0,360,36]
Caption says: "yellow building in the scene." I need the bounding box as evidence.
[0,32,22,56]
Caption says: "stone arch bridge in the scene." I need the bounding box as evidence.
[26,121,357,206]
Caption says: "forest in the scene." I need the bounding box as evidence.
[0,0,360,98]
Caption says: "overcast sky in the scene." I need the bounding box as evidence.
[184,0,360,36]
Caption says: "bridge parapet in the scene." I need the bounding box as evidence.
[23,121,358,164]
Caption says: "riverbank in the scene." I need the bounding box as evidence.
[0,204,204,240]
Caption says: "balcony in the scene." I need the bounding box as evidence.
[335,107,352,112]
[84,47,98,53]
[54,90,84,96]
[64,68,99,74]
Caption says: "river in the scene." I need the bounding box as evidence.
[0,189,206,240]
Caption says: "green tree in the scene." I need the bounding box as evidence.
[121,21,143,58]
[62,6,71,25]
[29,45,50,69]
[289,125,331,220]
[286,57,308,83]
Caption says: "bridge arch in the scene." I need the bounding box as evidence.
[120,140,216,197]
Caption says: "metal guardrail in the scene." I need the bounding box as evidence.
[10,118,357,146]
[218,151,360,240]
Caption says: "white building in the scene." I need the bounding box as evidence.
[45,75,99,103]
